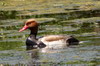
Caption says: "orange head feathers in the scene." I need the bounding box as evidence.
[19,19,38,32]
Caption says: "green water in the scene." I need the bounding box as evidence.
[0,0,100,66]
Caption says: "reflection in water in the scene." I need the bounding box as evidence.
[26,46,73,66]
[26,49,38,65]
[26,44,100,66]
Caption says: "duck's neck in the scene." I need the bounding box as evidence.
[30,31,37,39]
[29,27,38,39]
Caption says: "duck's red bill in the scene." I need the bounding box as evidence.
[19,25,28,32]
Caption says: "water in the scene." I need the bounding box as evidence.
[0,0,100,66]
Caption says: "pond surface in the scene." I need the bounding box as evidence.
[0,0,100,66]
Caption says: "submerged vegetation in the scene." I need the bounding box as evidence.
[0,0,100,19]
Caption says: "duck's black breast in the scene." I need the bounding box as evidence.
[26,35,46,50]
[26,35,38,49]
[26,37,38,50]
[26,38,37,46]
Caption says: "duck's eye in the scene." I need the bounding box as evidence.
[26,22,32,25]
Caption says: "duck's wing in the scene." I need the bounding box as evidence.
[38,35,67,42]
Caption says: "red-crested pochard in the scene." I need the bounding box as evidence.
[19,19,79,50]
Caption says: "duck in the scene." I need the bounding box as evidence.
[19,19,79,50]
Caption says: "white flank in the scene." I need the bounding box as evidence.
[39,35,68,49]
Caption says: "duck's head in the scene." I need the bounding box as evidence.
[19,19,39,32]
